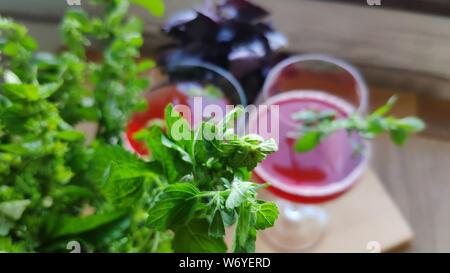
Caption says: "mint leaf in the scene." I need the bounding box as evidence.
[56,130,85,142]
[232,202,257,253]
[173,219,227,253]
[225,179,257,209]
[294,130,321,153]
[3,70,21,84]
[147,183,200,231]
[144,126,184,183]
[255,202,278,230]
[137,59,156,72]
[1,84,40,101]
[221,135,278,170]
[208,209,225,238]
[131,0,165,17]
[161,135,192,164]
[93,144,150,181]
[164,103,192,150]
[0,200,30,221]
[390,129,407,145]
[217,105,244,134]
[397,117,425,133]
[0,237,25,253]
[0,216,14,237]
[371,96,397,117]
[38,82,62,99]
[93,145,155,207]
[102,175,146,208]
[221,209,236,227]
[293,96,425,153]
[51,210,127,239]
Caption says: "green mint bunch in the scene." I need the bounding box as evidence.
[97,104,279,253]
[293,96,426,153]
[0,17,84,252]
[0,15,141,253]
[0,0,165,252]
[60,0,160,144]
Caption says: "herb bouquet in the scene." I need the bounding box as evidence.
[0,0,279,253]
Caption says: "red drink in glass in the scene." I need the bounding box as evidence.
[252,91,368,204]
[126,83,230,156]
[125,61,246,156]
[254,54,370,251]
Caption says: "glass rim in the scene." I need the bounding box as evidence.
[261,53,369,114]
[156,60,248,106]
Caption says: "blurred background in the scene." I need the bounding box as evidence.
[1,0,449,252]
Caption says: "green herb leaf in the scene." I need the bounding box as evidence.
[208,209,225,238]
[221,135,278,170]
[131,0,165,17]
[0,200,30,221]
[144,126,185,183]
[225,179,257,209]
[232,202,257,253]
[255,202,278,230]
[56,130,85,142]
[51,210,127,239]
[294,130,322,153]
[293,96,425,153]
[161,135,192,164]
[1,84,40,101]
[173,219,227,253]
[371,96,397,117]
[3,70,21,84]
[147,183,200,231]
[397,117,426,133]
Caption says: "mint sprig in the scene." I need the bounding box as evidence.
[99,104,279,253]
[293,96,426,153]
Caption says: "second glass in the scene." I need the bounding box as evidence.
[125,61,246,156]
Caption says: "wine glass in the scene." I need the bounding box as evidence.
[125,60,246,155]
[252,54,370,251]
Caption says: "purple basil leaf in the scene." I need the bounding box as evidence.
[264,31,288,51]
[228,39,268,60]
[163,10,198,32]
[216,25,237,42]
[164,12,219,43]
[229,57,262,78]
[218,0,269,22]
[159,0,290,103]
[255,22,288,51]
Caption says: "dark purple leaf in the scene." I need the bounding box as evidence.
[228,39,268,60]
[264,31,288,51]
[229,56,262,78]
[158,0,290,103]
[218,0,269,22]
[164,12,219,43]
[163,10,198,32]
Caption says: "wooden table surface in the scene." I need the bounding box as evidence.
[372,136,450,252]
[370,89,450,252]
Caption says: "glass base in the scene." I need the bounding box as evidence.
[261,201,328,252]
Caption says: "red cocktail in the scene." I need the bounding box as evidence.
[254,54,369,251]
[126,83,230,155]
[253,91,368,204]
[125,62,246,156]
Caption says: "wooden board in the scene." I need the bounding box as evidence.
[226,169,413,253]
[372,136,450,252]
